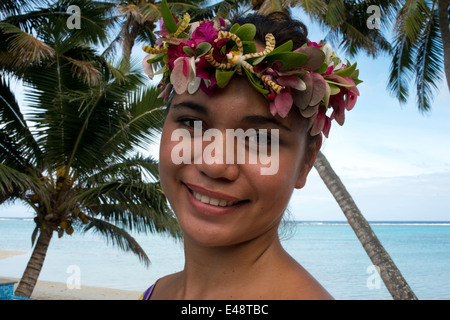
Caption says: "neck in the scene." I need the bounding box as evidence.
[178,227,285,299]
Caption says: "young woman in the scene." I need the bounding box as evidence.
[140,8,361,300]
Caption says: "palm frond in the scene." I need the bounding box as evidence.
[166,1,209,16]
[82,217,151,266]
[0,77,43,171]
[49,0,110,47]
[61,55,102,86]
[59,60,149,174]
[399,0,429,43]
[0,162,40,196]
[388,33,416,104]
[23,54,90,169]
[83,154,160,185]
[189,0,252,20]
[311,0,393,58]
[415,7,444,112]
[103,85,165,155]
[71,179,181,238]
[324,0,346,28]
[293,0,327,18]
[387,0,429,104]
[118,2,161,24]
[0,21,55,69]
[87,200,182,239]
[0,0,48,20]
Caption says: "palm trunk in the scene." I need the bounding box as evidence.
[437,0,450,91]
[14,229,52,298]
[122,20,140,68]
[314,151,417,300]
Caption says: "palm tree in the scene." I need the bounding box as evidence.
[0,0,180,298]
[102,0,210,64]
[313,153,417,300]
[250,0,419,299]
[291,0,450,299]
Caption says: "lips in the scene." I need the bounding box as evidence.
[184,183,245,208]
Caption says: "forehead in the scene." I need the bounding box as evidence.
[170,76,305,132]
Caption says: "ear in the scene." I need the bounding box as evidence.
[295,134,322,189]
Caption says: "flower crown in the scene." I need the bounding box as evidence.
[142,0,362,137]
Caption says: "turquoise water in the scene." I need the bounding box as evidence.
[0,218,449,300]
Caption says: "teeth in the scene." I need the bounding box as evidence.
[192,191,238,207]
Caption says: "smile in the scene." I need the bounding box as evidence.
[191,190,239,207]
[184,183,245,209]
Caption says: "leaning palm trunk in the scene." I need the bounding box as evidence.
[314,151,417,300]
[15,230,52,298]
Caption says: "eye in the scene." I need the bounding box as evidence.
[247,130,272,146]
[176,118,204,130]
[178,118,196,128]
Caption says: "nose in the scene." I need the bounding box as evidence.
[193,129,240,181]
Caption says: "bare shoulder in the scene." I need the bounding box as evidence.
[148,271,182,300]
[285,267,334,300]
[269,254,334,300]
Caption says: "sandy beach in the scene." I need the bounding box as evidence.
[0,250,27,260]
[1,250,142,300]
[2,277,142,300]
[25,278,142,300]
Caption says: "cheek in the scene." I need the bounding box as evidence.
[246,157,299,214]
[158,125,180,195]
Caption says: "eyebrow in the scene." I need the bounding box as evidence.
[171,101,208,115]
[242,115,292,132]
[171,101,291,131]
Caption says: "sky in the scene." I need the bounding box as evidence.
[287,8,450,221]
[1,4,449,221]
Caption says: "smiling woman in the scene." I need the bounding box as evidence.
[139,0,361,300]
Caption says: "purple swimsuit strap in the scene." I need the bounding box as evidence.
[142,284,155,300]
[142,279,160,300]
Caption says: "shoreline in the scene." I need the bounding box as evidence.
[0,250,142,300]
[4,277,142,300]
[0,250,27,260]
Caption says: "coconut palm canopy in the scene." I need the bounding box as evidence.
[0,0,183,298]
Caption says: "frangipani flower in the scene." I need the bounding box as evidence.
[171,56,197,94]
[142,54,155,78]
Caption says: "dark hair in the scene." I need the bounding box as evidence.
[231,13,320,145]
[231,12,309,50]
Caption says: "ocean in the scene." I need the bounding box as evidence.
[0,218,449,300]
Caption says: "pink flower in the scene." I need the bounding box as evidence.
[311,108,332,138]
[270,88,293,118]
[171,56,196,94]
[327,78,359,126]
[345,90,358,111]
[329,93,346,125]
[308,41,323,49]
[191,21,218,44]
[167,39,190,70]
[277,75,306,91]
[323,65,334,75]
